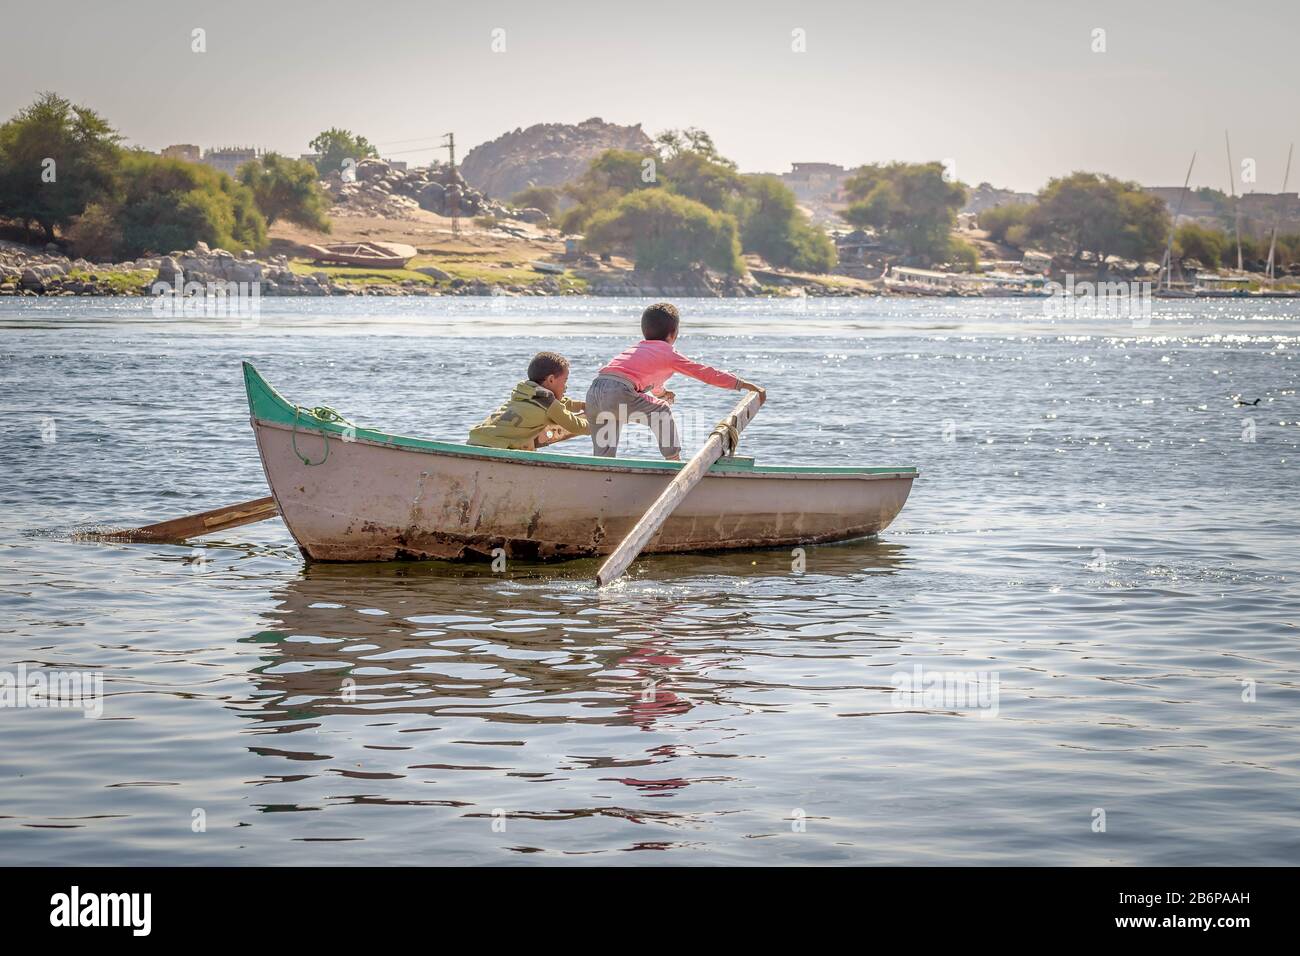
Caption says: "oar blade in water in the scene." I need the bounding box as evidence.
[87,496,279,543]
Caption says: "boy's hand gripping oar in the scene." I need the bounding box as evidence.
[595,389,764,586]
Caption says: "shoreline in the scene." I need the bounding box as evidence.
[5,238,1292,302]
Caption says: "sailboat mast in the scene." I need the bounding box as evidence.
[1266,143,1293,282]
[1162,152,1197,290]
[1225,131,1244,271]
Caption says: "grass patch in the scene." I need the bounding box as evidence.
[66,268,154,294]
[287,256,590,292]
[408,255,590,291]
[287,260,435,286]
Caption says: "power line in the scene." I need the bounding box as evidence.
[372,135,449,148]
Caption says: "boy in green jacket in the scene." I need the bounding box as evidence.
[468,351,590,450]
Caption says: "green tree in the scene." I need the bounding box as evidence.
[841,162,967,263]
[1174,223,1225,268]
[947,237,980,271]
[1028,172,1168,267]
[509,185,561,218]
[739,174,836,272]
[560,149,654,233]
[308,128,378,176]
[0,92,121,242]
[664,149,745,212]
[654,127,731,166]
[239,152,331,230]
[979,202,1031,245]
[585,189,743,275]
[64,201,123,260]
[113,151,266,257]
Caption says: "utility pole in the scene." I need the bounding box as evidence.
[441,132,460,236]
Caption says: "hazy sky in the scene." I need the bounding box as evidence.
[3,0,1297,194]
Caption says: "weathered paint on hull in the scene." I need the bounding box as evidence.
[252,419,915,562]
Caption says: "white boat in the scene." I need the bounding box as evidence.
[243,363,918,562]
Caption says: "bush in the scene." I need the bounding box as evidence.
[1174,223,1226,269]
[979,202,1030,245]
[509,185,560,218]
[65,202,123,260]
[585,189,743,275]
[739,175,836,272]
[946,237,979,271]
[239,153,331,231]
[560,149,655,234]
[115,152,266,257]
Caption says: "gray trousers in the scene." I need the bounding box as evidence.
[585,374,681,458]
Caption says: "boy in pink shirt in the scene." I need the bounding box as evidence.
[586,302,764,459]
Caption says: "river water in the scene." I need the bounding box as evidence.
[1,296,1297,865]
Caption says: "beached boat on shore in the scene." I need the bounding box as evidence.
[243,363,917,563]
[303,242,417,268]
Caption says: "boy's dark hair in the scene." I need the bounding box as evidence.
[528,351,569,383]
[641,302,680,341]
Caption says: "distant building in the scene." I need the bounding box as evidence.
[831,228,881,277]
[161,144,201,163]
[202,147,260,177]
[963,182,1035,214]
[783,162,848,201]
[1145,186,1222,220]
[835,229,879,260]
[1147,187,1300,237]
[1239,191,1300,234]
[385,159,408,173]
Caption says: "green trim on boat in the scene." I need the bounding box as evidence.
[241,361,919,478]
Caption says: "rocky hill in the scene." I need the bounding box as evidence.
[460,118,653,200]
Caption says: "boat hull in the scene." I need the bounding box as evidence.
[243,364,917,563]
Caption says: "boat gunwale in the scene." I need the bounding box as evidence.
[243,361,920,480]
[252,416,918,480]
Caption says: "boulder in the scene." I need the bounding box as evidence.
[416,181,446,212]
[155,257,183,286]
[355,158,391,182]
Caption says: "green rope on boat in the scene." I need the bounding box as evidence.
[291,405,353,467]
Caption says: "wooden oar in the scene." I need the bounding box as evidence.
[85,496,279,543]
[595,390,764,586]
